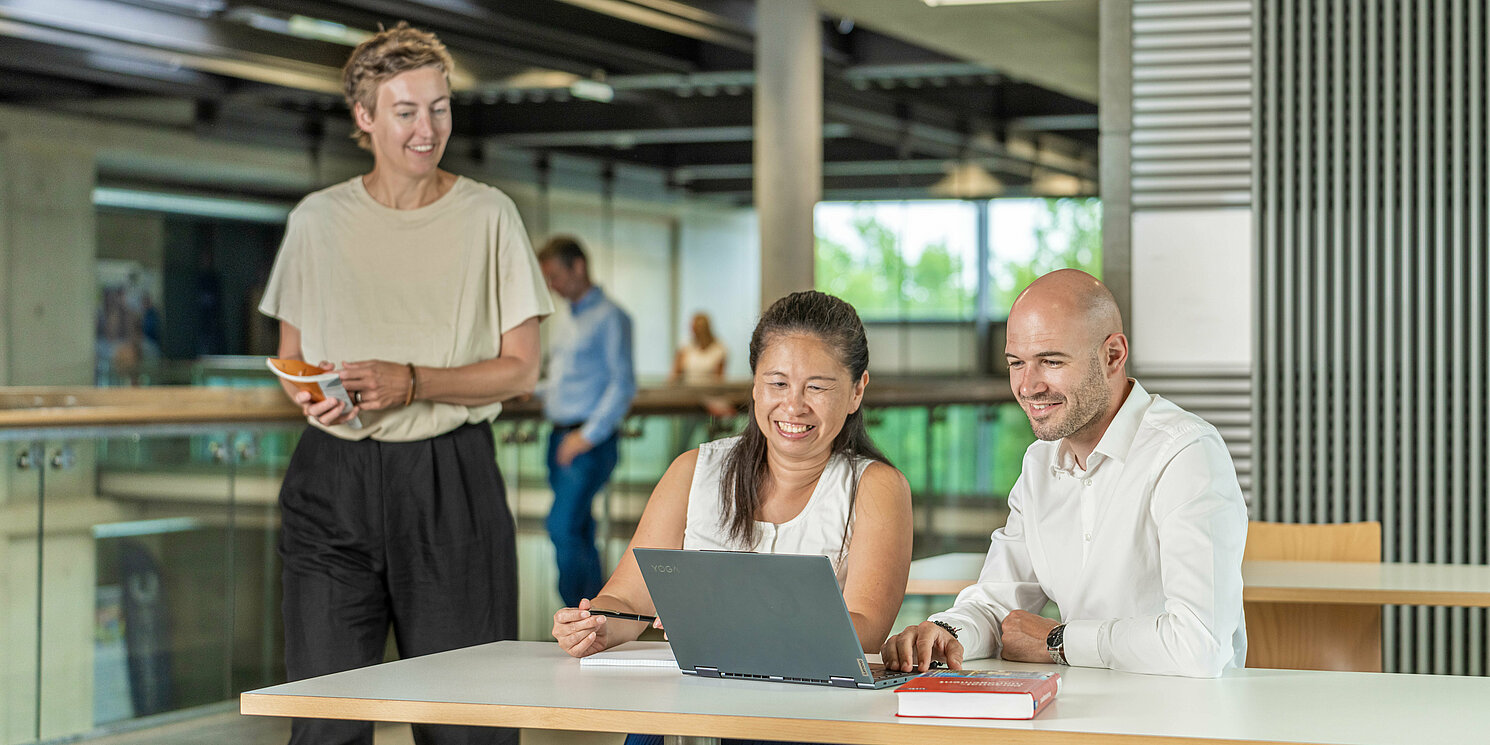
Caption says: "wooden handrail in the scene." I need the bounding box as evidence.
[0,377,1016,429]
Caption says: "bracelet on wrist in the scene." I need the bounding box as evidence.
[931,619,960,639]
[404,362,418,407]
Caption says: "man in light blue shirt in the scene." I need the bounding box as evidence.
[537,236,637,607]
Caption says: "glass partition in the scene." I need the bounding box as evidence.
[2,439,43,744]
[0,426,282,744]
[1,394,1024,743]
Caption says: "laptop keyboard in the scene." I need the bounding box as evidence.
[869,662,909,680]
[869,660,942,680]
[702,661,937,685]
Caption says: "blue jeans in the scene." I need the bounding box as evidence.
[546,427,620,607]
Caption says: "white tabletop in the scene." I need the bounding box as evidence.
[905,551,986,594]
[241,640,1490,745]
[1242,560,1490,606]
[907,553,1490,606]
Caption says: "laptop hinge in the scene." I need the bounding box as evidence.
[828,676,859,689]
[695,666,721,678]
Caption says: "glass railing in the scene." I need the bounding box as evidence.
[0,377,1025,744]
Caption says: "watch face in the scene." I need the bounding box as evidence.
[1046,624,1065,649]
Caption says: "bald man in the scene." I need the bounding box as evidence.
[882,269,1247,678]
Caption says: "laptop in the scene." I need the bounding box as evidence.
[632,548,920,689]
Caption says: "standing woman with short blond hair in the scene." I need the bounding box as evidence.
[258,22,551,745]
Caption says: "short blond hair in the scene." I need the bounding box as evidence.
[341,21,455,150]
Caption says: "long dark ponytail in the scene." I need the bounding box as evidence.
[718,290,893,548]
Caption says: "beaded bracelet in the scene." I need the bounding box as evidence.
[931,619,960,639]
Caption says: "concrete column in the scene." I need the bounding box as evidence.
[754,0,821,309]
[1098,0,1133,334]
[0,138,96,385]
[0,134,97,744]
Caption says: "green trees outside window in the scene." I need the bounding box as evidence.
[989,198,1102,315]
[814,200,978,320]
[814,197,1103,507]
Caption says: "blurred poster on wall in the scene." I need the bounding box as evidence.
[96,260,162,385]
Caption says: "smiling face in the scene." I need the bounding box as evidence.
[1004,303,1120,444]
[355,66,451,179]
[752,332,867,462]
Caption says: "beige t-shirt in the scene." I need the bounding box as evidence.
[259,175,553,441]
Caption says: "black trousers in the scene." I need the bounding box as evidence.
[280,423,518,745]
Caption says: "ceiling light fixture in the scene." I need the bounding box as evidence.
[226,8,372,46]
[569,79,616,103]
[93,187,291,223]
[929,161,1005,199]
[116,0,226,18]
[285,15,372,46]
[1030,167,1084,197]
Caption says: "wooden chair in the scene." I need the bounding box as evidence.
[1243,521,1382,672]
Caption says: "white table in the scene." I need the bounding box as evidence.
[241,640,1490,744]
[1242,560,1490,606]
[905,552,988,595]
[907,553,1490,606]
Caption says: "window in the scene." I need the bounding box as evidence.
[989,198,1102,316]
[814,201,979,320]
[813,196,1104,506]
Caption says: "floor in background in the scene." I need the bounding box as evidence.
[83,711,624,745]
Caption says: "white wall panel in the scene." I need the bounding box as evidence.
[1130,207,1251,370]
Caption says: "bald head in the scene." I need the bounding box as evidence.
[1004,270,1130,451]
[1010,269,1123,343]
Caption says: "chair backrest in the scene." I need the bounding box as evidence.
[1243,521,1382,672]
[1244,521,1381,562]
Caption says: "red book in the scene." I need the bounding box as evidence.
[894,670,1061,720]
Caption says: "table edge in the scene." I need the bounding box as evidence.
[240,692,1310,745]
[1241,587,1490,607]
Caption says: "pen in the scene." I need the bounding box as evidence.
[587,609,658,623]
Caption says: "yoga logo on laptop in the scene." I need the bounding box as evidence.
[649,564,677,573]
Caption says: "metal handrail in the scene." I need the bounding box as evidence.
[0,377,1016,431]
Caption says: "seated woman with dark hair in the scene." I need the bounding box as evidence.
[552,291,913,745]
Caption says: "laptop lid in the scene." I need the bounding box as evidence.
[632,548,914,689]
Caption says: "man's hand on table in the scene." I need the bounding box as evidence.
[881,621,964,672]
[999,609,1060,663]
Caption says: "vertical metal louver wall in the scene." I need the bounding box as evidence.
[1256,0,1488,675]
[1129,0,1256,499]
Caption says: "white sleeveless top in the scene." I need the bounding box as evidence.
[678,340,727,383]
[683,436,873,587]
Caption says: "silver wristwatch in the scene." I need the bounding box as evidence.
[1046,623,1068,665]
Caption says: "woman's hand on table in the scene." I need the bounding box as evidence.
[553,598,618,658]
[553,598,663,658]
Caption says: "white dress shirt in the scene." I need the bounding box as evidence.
[931,379,1248,678]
